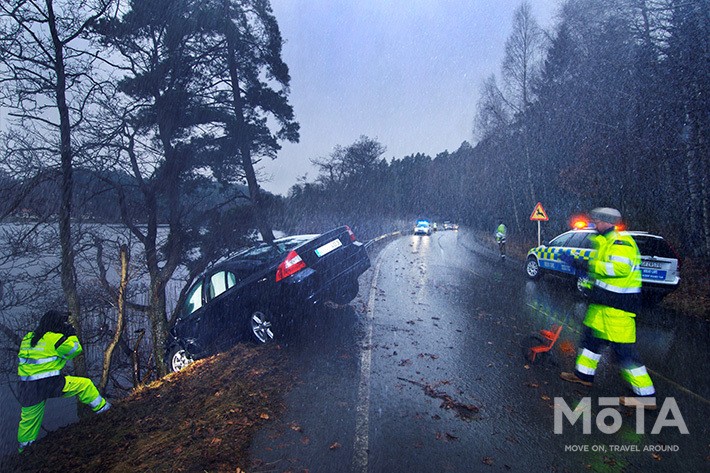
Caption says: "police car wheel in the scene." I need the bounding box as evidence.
[576,277,589,297]
[525,257,542,279]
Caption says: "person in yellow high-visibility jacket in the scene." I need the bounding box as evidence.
[559,208,656,410]
[17,310,111,453]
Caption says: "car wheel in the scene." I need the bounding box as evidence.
[167,344,194,373]
[525,257,542,279]
[576,276,591,297]
[249,308,276,344]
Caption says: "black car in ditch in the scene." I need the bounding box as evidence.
[166,225,371,372]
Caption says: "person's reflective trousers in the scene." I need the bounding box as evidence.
[574,326,655,396]
[18,375,109,452]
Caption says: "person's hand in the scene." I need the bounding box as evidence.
[560,252,589,274]
[63,322,76,337]
[559,252,576,266]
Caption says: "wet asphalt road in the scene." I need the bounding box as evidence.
[249,229,710,473]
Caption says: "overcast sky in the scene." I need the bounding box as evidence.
[261,0,563,195]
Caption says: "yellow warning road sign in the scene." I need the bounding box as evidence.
[530,202,549,221]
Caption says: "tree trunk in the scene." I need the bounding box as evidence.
[47,0,86,384]
[223,6,275,245]
[148,278,170,377]
[99,244,128,392]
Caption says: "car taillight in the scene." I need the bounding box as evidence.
[275,250,306,282]
[345,225,356,242]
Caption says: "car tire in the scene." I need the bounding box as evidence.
[576,276,591,297]
[249,308,276,344]
[525,257,542,279]
[167,344,194,373]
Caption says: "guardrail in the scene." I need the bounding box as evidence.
[365,231,402,249]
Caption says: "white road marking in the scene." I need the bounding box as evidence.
[353,242,389,473]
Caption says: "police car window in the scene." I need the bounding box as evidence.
[566,232,589,248]
[580,234,594,249]
[633,236,675,258]
[184,281,203,315]
[549,233,573,247]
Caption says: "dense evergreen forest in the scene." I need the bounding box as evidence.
[0,0,707,378]
[286,0,709,260]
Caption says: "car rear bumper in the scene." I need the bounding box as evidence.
[642,280,680,295]
[283,242,371,305]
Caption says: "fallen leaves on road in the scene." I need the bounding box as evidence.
[289,423,303,432]
[482,456,494,465]
[397,377,480,421]
[417,353,439,360]
[329,442,341,450]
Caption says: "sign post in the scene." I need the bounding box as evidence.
[529,202,549,246]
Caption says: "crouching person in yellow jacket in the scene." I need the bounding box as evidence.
[559,208,656,410]
[17,310,110,453]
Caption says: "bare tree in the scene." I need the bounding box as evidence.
[502,2,545,114]
[0,0,116,382]
[501,2,545,205]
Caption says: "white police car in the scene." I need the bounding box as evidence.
[525,228,680,303]
[413,220,432,236]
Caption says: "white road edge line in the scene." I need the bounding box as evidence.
[353,243,387,473]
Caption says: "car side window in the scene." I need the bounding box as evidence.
[184,281,203,315]
[566,232,589,248]
[226,271,237,288]
[208,271,239,300]
[549,233,573,247]
[580,234,594,249]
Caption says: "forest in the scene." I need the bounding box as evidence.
[0,0,707,389]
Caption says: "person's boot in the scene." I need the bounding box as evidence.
[619,396,657,410]
[560,372,593,387]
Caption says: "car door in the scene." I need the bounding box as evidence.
[537,231,574,273]
[558,231,594,276]
[203,269,242,350]
[175,278,210,353]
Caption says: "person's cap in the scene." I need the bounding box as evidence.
[589,207,622,224]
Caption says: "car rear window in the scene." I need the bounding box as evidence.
[238,236,315,262]
[632,236,676,259]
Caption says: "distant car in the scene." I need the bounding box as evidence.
[166,226,371,372]
[432,222,438,232]
[525,228,680,303]
[442,221,459,231]
[413,220,432,235]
